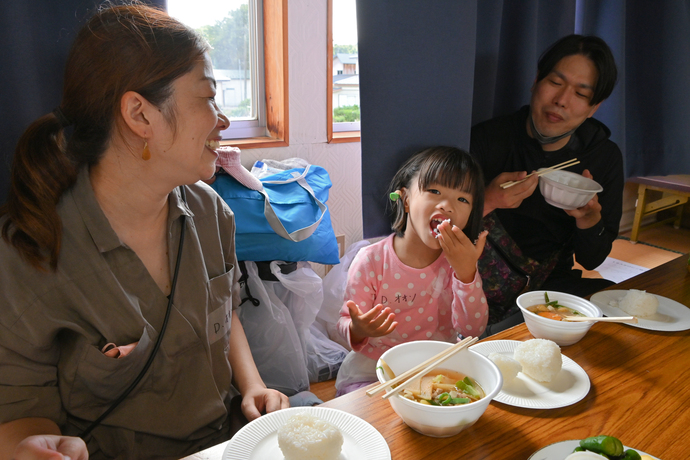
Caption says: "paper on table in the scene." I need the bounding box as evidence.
[593,257,649,283]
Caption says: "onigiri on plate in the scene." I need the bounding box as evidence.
[613,289,659,317]
[513,339,562,383]
[277,412,343,460]
[489,352,522,382]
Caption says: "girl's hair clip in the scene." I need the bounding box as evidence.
[389,190,402,202]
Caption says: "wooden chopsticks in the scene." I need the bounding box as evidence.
[564,316,638,324]
[500,158,580,189]
[366,336,478,399]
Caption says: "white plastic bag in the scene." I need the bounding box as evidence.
[239,261,348,388]
[317,240,371,350]
[236,261,309,395]
[307,321,348,382]
[269,262,347,383]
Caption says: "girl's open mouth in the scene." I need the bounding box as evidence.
[430,217,451,237]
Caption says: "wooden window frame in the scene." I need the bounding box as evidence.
[327,0,360,144]
[223,0,289,149]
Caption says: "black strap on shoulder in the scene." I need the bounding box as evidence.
[80,186,187,439]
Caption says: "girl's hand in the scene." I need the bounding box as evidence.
[13,435,88,460]
[436,220,488,283]
[346,301,397,345]
[240,384,290,421]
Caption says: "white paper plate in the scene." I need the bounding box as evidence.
[528,439,659,460]
[223,406,391,460]
[590,290,690,332]
[471,340,590,409]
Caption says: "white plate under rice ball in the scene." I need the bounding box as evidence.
[489,352,522,382]
[614,289,658,317]
[277,412,343,460]
[513,339,562,383]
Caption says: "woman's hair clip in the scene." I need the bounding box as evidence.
[389,190,402,202]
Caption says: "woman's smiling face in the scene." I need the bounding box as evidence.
[156,53,229,183]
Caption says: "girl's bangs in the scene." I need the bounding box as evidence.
[417,155,477,193]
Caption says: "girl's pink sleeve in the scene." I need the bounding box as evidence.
[450,267,488,337]
[336,251,377,351]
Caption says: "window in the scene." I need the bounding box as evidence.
[328,0,360,143]
[168,0,288,148]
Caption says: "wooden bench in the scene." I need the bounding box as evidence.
[628,175,690,243]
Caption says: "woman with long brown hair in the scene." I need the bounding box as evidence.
[0,3,288,459]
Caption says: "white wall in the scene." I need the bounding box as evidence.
[239,0,364,266]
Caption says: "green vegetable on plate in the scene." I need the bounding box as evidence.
[621,449,642,460]
[575,435,643,460]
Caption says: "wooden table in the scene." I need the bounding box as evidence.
[186,256,690,460]
[319,255,690,460]
[628,175,690,243]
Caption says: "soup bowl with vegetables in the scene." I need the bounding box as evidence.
[516,291,602,346]
[375,340,502,437]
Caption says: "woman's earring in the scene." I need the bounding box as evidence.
[142,141,151,161]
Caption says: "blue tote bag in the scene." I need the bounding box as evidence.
[211,165,340,264]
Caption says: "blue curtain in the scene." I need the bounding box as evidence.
[359,0,575,238]
[357,0,479,238]
[577,0,690,177]
[472,0,576,123]
[359,0,690,238]
[0,0,167,205]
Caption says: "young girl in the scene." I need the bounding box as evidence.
[335,146,488,395]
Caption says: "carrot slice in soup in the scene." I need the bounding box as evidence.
[538,311,563,321]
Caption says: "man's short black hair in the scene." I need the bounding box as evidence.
[536,34,618,106]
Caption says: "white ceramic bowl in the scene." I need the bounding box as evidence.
[375,340,502,437]
[516,290,603,346]
[539,170,603,210]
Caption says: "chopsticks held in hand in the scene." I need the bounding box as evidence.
[366,336,478,399]
[564,316,638,324]
[500,158,580,189]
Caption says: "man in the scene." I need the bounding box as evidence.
[470,35,623,331]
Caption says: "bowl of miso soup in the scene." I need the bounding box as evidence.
[375,340,502,437]
[517,290,602,346]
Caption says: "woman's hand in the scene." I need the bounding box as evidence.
[239,385,289,422]
[436,220,488,283]
[483,171,539,215]
[13,435,88,460]
[346,301,397,345]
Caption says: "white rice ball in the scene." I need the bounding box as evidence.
[488,352,522,382]
[615,289,658,317]
[513,339,562,383]
[277,412,344,460]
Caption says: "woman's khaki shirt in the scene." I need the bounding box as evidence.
[0,168,242,459]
